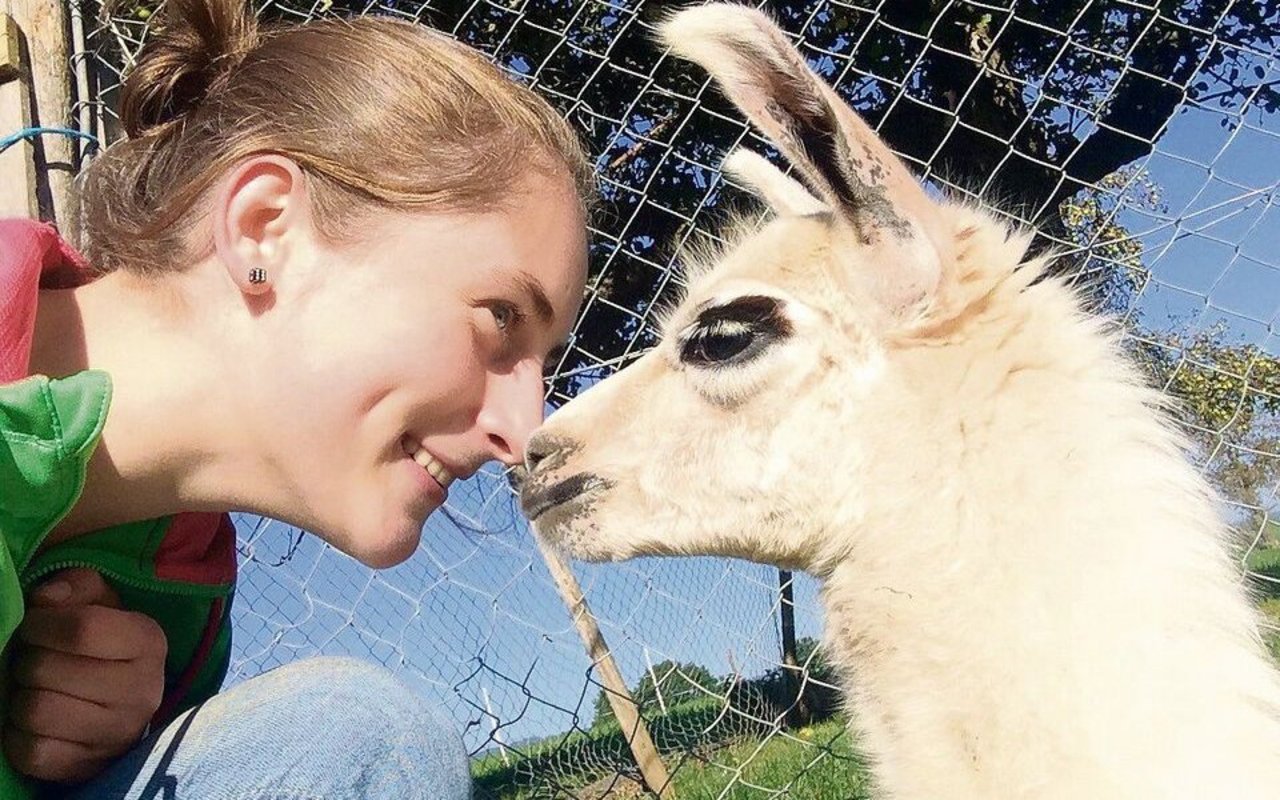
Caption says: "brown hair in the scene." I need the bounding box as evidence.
[77,0,594,274]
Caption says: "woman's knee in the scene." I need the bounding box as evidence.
[262,655,436,721]
[256,657,471,796]
[168,656,471,799]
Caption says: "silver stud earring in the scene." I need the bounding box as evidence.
[248,268,267,285]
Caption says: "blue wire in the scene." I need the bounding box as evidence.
[0,126,101,154]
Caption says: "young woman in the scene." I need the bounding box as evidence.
[0,0,592,796]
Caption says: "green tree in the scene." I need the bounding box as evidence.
[109,0,1280,399]
[511,0,1279,395]
[591,659,721,730]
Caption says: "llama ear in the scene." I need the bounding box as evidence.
[660,5,948,315]
[721,148,828,217]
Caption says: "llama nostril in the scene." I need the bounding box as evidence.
[525,433,572,474]
[525,436,553,473]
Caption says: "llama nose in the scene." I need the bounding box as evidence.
[524,432,573,474]
[506,465,528,493]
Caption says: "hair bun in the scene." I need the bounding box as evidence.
[119,0,258,138]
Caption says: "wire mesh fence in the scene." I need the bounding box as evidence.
[61,0,1280,797]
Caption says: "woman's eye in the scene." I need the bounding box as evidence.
[490,303,517,333]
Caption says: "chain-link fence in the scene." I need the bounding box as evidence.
[61,0,1280,797]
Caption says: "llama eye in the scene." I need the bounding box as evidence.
[679,295,792,368]
[682,324,757,365]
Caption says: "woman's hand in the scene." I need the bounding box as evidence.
[4,568,168,784]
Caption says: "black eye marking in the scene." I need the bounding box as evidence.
[679,295,792,368]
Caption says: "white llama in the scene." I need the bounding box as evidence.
[519,5,1280,799]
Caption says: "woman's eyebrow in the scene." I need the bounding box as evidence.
[514,271,556,325]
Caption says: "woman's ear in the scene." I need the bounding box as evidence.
[212,155,310,297]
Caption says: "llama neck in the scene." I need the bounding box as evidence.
[815,303,1280,798]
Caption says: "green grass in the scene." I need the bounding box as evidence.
[1245,544,1280,663]
[1258,597,1280,663]
[473,697,760,797]
[1247,544,1280,586]
[472,704,867,799]
[663,718,869,800]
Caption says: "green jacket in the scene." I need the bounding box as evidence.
[0,371,236,798]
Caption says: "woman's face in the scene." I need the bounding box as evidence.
[255,173,588,567]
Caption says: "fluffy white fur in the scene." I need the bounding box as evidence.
[521,5,1280,798]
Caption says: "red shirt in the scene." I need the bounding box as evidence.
[0,218,236,591]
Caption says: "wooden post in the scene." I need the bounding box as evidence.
[1,0,76,226]
[535,538,674,798]
[0,11,37,218]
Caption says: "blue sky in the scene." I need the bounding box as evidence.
[221,65,1278,755]
[1122,101,1279,352]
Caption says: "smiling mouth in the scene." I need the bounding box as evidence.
[520,473,607,521]
[401,436,456,491]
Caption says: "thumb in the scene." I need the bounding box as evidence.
[28,567,122,609]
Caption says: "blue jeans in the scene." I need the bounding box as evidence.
[55,657,472,799]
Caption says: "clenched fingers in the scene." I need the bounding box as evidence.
[10,646,163,712]
[15,604,167,662]
[6,688,119,749]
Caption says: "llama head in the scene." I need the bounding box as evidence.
[520,4,1027,572]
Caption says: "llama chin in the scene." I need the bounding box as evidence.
[521,5,1280,798]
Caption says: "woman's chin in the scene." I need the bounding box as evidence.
[332,508,429,570]
[312,470,444,568]
[348,533,420,570]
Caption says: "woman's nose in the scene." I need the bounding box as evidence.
[477,363,546,465]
